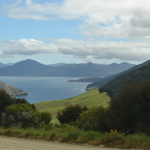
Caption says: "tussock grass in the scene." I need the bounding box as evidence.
[35,89,110,123]
[1,126,150,149]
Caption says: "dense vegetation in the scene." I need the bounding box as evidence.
[0,90,52,129]
[77,79,150,134]
[57,104,88,124]
[0,89,35,121]
[99,63,150,96]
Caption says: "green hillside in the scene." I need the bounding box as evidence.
[35,89,110,123]
[99,62,150,97]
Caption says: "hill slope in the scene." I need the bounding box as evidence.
[99,60,150,96]
[0,81,28,97]
[0,59,135,77]
[86,59,150,90]
[35,89,110,122]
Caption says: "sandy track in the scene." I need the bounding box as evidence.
[0,136,120,150]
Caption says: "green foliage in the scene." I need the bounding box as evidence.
[100,132,125,147]
[100,79,150,134]
[57,104,89,124]
[5,103,36,115]
[0,89,36,125]
[40,111,52,125]
[95,106,108,132]
[76,107,98,131]
[77,79,150,134]
[0,90,14,116]
[28,111,52,128]
[77,106,108,131]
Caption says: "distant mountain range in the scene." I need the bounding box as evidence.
[0,81,28,97]
[0,63,15,68]
[0,63,7,68]
[0,59,135,77]
[84,59,150,96]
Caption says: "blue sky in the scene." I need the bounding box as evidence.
[0,0,150,65]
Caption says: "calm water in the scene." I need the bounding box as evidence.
[0,77,91,104]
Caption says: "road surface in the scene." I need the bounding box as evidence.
[0,136,122,150]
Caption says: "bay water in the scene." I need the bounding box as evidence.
[0,76,91,104]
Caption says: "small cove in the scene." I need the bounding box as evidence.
[0,76,91,104]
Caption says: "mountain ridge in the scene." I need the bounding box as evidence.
[0,59,135,77]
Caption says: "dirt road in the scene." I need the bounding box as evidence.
[0,136,120,150]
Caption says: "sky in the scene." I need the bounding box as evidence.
[0,0,150,65]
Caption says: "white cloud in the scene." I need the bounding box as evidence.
[2,0,150,39]
[0,38,150,62]
[0,39,57,56]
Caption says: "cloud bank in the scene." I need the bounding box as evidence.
[0,38,150,62]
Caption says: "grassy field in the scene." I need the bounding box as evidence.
[35,89,110,123]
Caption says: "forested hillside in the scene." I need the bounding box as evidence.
[99,62,150,96]
[86,59,150,91]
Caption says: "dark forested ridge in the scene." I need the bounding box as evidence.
[99,60,150,96]
[86,59,150,91]
[0,59,135,77]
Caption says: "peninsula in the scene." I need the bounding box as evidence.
[0,81,28,97]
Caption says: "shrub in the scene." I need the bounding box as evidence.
[95,106,109,132]
[3,103,52,129]
[104,79,150,134]
[5,103,36,115]
[57,104,89,124]
[0,89,36,124]
[0,90,14,117]
[76,107,98,131]
[40,111,52,125]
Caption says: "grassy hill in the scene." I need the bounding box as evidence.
[35,89,110,123]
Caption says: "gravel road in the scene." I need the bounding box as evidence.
[0,136,121,150]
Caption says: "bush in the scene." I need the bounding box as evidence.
[77,106,108,132]
[57,104,89,124]
[76,107,98,131]
[2,103,52,129]
[101,79,150,134]
[0,90,14,117]
[28,111,52,128]
[0,89,36,124]
[40,111,52,125]
[5,103,36,115]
